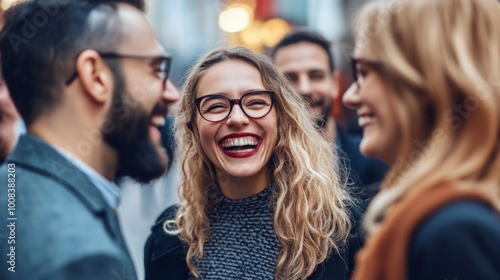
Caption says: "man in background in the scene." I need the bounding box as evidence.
[270,28,388,201]
[0,0,179,279]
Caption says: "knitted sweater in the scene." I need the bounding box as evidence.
[193,187,280,280]
[144,187,362,280]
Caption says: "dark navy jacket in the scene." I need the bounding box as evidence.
[335,127,388,199]
[408,200,500,280]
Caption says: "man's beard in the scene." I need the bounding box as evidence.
[315,103,333,131]
[102,71,169,184]
[302,94,332,131]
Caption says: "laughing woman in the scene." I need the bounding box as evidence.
[343,0,500,279]
[144,46,360,280]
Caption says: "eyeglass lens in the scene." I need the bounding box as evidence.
[198,91,273,122]
[157,59,170,79]
[351,59,363,85]
[151,57,171,89]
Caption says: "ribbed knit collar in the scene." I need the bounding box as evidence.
[216,187,272,212]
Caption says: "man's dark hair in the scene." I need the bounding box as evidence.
[270,28,335,72]
[87,0,145,11]
[0,0,143,126]
[125,0,145,11]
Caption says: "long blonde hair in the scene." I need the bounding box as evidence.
[354,0,500,233]
[167,46,352,279]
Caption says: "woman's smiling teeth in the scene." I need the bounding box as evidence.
[358,115,374,127]
[220,137,259,151]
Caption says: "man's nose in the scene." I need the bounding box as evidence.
[297,76,312,94]
[163,79,180,104]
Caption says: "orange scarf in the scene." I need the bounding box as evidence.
[352,185,493,280]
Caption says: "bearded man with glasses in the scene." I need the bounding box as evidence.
[0,0,179,279]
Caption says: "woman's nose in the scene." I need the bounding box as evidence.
[342,83,362,110]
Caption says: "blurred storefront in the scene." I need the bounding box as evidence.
[1,0,368,92]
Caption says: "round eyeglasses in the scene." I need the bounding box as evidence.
[195,90,275,122]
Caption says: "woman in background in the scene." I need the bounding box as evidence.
[343,0,500,279]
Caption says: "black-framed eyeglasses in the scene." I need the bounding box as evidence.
[195,90,275,122]
[65,52,172,89]
[351,57,384,87]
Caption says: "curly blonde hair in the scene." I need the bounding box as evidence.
[165,46,353,279]
[353,0,500,233]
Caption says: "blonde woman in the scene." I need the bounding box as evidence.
[144,46,359,280]
[343,0,500,279]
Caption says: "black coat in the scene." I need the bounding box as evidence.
[144,205,364,280]
[335,126,388,199]
[408,200,500,280]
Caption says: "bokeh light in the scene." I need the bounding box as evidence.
[261,18,291,47]
[239,20,263,47]
[218,3,254,33]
